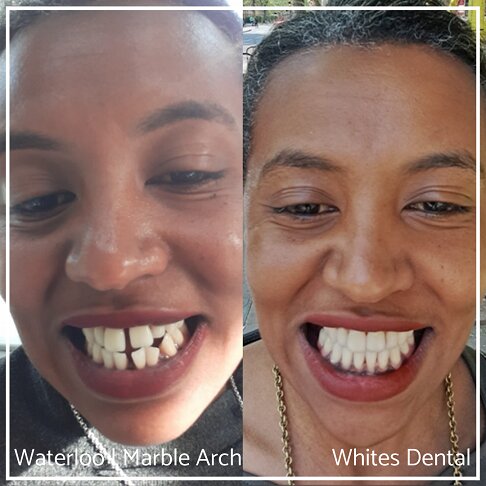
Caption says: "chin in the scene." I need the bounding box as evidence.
[94,417,193,447]
[80,394,209,446]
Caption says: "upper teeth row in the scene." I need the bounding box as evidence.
[82,321,184,353]
[319,327,413,353]
[82,321,188,370]
[318,327,415,374]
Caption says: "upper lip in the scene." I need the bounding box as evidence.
[60,309,201,329]
[300,313,428,332]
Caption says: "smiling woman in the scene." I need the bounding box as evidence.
[243,0,485,484]
[0,0,243,482]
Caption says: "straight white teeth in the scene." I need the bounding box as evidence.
[317,326,416,374]
[82,320,189,370]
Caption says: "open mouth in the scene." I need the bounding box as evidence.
[63,316,200,371]
[62,312,208,400]
[304,323,428,376]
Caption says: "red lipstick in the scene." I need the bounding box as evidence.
[299,313,431,402]
[61,309,206,400]
[69,324,206,400]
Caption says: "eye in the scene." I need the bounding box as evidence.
[405,201,470,217]
[11,191,76,221]
[147,170,225,190]
[273,203,338,218]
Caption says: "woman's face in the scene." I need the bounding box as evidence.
[7,11,242,445]
[246,45,481,444]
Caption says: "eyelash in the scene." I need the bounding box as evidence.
[146,170,226,190]
[404,201,471,217]
[273,203,338,219]
[11,191,76,221]
[272,201,471,221]
[10,170,226,223]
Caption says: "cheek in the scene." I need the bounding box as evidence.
[190,231,242,301]
[9,239,54,364]
[414,233,476,325]
[10,235,61,317]
[8,237,62,380]
[247,223,321,316]
[186,199,243,295]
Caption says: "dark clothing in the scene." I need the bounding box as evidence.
[1,347,242,485]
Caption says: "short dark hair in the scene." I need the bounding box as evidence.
[0,0,241,53]
[243,0,484,173]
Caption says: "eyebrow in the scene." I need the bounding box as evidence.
[136,100,237,134]
[259,149,479,179]
[260,149,344,178]
[2,131,66,153]
[406,151,478,175]
[3,100,237,153]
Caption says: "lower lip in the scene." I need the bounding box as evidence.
[300,329,429,402]
[69,324,207,400]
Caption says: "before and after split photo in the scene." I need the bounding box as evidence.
[0,0,484,485]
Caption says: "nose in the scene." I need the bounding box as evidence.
[321,219,414,304]
[65,206,170,292]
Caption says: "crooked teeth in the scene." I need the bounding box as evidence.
[94,327,105,346]
[81,321,190,370]
[318,326,416,374]
[131,348,146,370]
[160,334,178,357]
[82,328,95,344]
[150,324,166,339]
[113,352,128,371]
[166,325,184,347]
[104,328,125,352]
[129,325,153,349]
[92,343,103,364]
[102,348,114,369]
[146,347,160,367]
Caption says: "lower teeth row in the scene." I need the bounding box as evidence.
[317,326,415,374]
[84,322,189,370]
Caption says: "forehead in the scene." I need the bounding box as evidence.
[8,11,241,130]
[250,45,476,173]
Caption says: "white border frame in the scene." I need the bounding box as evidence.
[4,4,244,483]
[4,3,480,483]
[241,4,481,483]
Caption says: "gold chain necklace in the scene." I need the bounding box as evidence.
[272,365,463,486]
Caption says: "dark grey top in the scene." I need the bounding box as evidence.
[243,346,486,485]
[1,347,242,485]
